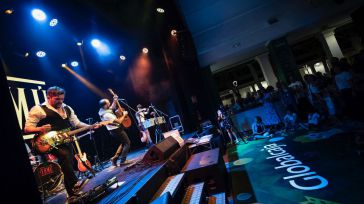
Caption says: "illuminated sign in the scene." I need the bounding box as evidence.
[263,143,328,190]
[7,76,47,140]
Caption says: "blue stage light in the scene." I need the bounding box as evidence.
[71,61,79,67]
[36,51,46,58]
[91,39,101,48]
[31,9,47,21]
[91,39,111,56]
[49,18,58,27]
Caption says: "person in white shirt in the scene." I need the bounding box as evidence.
[135,104,153,147]
[25,86,100,198]
[98,95,130,166]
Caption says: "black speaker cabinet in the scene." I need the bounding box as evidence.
[181,148,227,194]
[142,136,180,163]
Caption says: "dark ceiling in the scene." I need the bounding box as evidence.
[175,0,364,67]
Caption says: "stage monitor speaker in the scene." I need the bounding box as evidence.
[142,136,180,163]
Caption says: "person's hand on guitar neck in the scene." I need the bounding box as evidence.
[110,94,118,110]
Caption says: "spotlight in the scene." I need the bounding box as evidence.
[61,63,67,68]
[156,8,165,13]
[76,41,83,46]
[91,39,111,56]
[171,30,177,36]
[91,39,101,48]
[49,18,58,27]
[4,9,14,15]
[24,52,29,58]
[119,55,126,61]
[36,51,46,58]
[142,48,149,54]
[71,61,79,67]
[31,9,47,21]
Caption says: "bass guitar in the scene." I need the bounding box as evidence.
[72,135,95,176]
[32,121,109,154]
[107,88,132,128]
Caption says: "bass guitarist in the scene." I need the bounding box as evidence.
[98,94,131,167]
[24,86,101,198]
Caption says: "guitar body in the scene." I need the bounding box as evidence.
[75,153,92,172]
[121,116,132,128]
[32,131,68,154]
[32,121,109,154]
[115,109,132,128]
[108,88,132,128]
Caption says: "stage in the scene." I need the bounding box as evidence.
[41,123,364,204]
[226,123,364,204]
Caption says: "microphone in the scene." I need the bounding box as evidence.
[118,98,126,101]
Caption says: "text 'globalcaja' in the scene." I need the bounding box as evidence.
[263,143,328,191]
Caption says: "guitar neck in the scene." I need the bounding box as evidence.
[67,126,93,136]
[72,135,83,156]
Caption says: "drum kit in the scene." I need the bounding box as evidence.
[30,153,64,197]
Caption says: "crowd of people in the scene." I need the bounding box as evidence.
[219,52,364,143]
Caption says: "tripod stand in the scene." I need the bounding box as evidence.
[86,118,104,172]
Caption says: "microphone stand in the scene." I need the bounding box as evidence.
[85,118,104,172]
[149,104,168,143]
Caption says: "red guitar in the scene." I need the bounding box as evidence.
[72,135,94,175]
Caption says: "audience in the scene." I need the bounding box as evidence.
[283,109,298,131]
[252,116,273,139]
[222,56,363,138]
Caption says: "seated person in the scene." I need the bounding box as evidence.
[283,109,298,131]
[308,111,320,129]
[251,116,273,140]
[300,110,321,130]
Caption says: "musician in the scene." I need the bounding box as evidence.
[98,95,130,166]
[135,104,153,147]
[24,86,100,198]
[217,105,240,145]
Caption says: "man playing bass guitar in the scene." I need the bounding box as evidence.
[24,86,101,198]
[98,94,131,166]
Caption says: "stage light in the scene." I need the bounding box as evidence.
[77,41,83,46]
[91,39,111,56]
[119,55,126,61]
[24,52,29,58]
[36,51,46,58]
[171,30,177,36]
[31,9,47,21]
[156,8,165,13]
[61,63,67,68]
[142,48,149,54]
[71,61,79,67]
[4,9,14,15]
[91,39,101,48]
[49,18,58,27]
